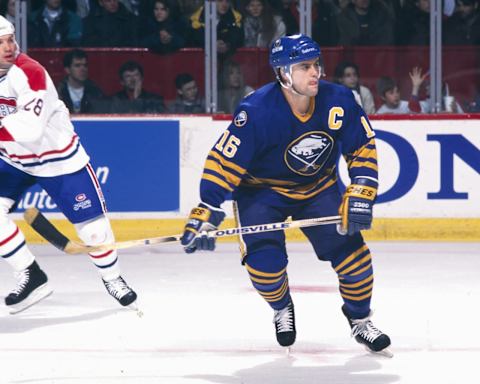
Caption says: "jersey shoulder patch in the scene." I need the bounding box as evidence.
[14,53,46,91]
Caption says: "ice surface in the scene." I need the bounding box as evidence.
[1,241,479,383]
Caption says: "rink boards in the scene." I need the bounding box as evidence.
[12,115,480,242]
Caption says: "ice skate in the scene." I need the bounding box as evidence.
[103,276,137,308]
[273,300,296,349]
[5,260,53,314]
[342,305,392,357]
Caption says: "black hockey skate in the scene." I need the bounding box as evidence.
[273,300,296,347]
[103,276,137,307]
[5,260,52,314]
[342,305,392,356]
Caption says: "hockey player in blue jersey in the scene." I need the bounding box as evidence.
[181,34,391,354]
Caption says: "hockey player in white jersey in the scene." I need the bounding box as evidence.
[0,16,137,314]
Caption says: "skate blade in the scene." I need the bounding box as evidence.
[127,302,143,318]
[364,346,394,358]
[8,284,53,315]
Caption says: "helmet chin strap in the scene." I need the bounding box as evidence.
[277,64,323,97]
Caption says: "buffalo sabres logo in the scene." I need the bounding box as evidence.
[234,110,248,127]
[285,131,334,176]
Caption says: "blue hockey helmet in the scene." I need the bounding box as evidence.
[269,34,321,69]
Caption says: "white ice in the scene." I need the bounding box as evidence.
[1,241,479,384]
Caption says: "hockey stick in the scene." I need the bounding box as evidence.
[24,208,341,255]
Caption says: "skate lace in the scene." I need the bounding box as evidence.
[12,269,30,295]
[273,304,294,332]
[351,318,383,343]
[104,277,130,299]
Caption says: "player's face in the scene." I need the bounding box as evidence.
[67,58,88,82]
[290,58,321,97]
[0,34,16,67]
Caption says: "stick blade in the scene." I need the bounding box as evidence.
[23,208,71,252]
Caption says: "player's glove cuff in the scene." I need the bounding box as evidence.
[339,178,377,235]
[181,203,226,253]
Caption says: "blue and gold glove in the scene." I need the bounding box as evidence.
[181,203,226,253]
[339,178,377,235]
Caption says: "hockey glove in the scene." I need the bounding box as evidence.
[181,203,226,253]
[339,178,377,236]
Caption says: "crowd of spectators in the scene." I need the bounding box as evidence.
[6,0,477,51]
[2,0,479,114]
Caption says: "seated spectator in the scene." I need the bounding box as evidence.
[334,61,375,114]
[0,0,15,25]
[242,0,286,48]
[140,0,186,54]
[443,0,480,45]
[169,73,205,113]
[376,76,415,114]
[218,60,254,114]
[57,49,106,114]
[376,67,429,114]
[188,0,243,57]
[28,0,82,47]
[82,0,138,47]
[110,61,166,114]
[336,0,394,46]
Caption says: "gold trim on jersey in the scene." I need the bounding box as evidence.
[292,97,315,122]
[208,150,246,175]
[205,159,242,186]
[241,167,337,200]
[346,139,378,171]
[242,174,298,187]
[272,173,336,199]
[351,138,376,158]
[201,173,233,191]
[349,160,378,172]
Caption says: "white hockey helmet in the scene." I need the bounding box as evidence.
[0,16,15,37]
